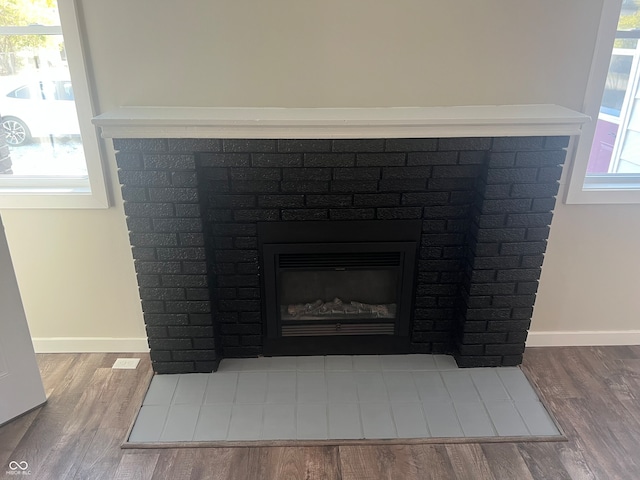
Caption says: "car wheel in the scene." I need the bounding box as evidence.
[2,117,31,146]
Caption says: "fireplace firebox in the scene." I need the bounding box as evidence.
[259,221,420,355]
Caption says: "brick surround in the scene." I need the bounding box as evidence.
[114,136,568,373]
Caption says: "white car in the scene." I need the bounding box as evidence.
[0,77,80,146]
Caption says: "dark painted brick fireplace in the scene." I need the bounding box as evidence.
[114,136,568,373]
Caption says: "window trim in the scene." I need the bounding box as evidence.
[0,0,110,209]
[565,0,640,204]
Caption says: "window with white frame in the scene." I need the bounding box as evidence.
[567,0,640,203]
[0,0,109,209]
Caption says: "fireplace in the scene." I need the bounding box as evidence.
[259,220,420,355]
[95,104,587,374]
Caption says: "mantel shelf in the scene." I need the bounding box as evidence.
[92,105,589,139]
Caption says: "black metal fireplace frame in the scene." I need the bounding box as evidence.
[258,220,421,356]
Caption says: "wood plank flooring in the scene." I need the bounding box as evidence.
[0,346,638,479]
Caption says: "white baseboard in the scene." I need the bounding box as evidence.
[526,330,640,347]
[32,337,149,353]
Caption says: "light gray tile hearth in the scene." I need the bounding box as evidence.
[128,355,561,443]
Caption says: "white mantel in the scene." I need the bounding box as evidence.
[92,105,589,139]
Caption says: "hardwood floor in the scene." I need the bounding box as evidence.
[1,346,639,479]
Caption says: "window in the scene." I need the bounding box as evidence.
[566,0,640,203]
[0,0,109,209]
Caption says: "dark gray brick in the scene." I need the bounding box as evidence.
[135,261,182,274]
[378,179,426,192]
[459,151,487,165]
[423,205,470,219]
[232,181,280,193]
[179,233,205,246]
[277,139,332,152]
[141,300,164,313]
[182,262,208,274]
[157,247,206,261]
[432,165,482,178]
[487,319,531,332]
[115,153,143,170]
[511,183,560,198]
[230,168,281,181]
[306,194,352,208]
[517,282,539,294]
[407,152,458,165]
[487,152,516,168]
[145,313,189,326]
[206,209,233,222]
[544,136,570,149]
[198,153,250,167]
[531,197,557,212]
[506,213,553,227]
[121,187,148,202]
[465,308,512,320]
[132,247,156,260]
[215,250,258,263]
[472,256,520,269]
[537,167,563,182]
[515,150,566,167]
[171,171,198,187]
[258,194,304,208]
[496,268,542,282]
[234,237,258,249]
[148,187,199,203]
[152,218,203,232]
[402,192,450,206]
[282,167,331,181]
[118,170,170,187]
[385,138,437,152]
[165,301,211,313]
[223,139,276,152]
[476,228,526,242]
[331,181,378,192]
[281,209,328,221]
[126,217,153,233]
[219,299,260,311]
[211,223,256,236]
[124,202,174,218]
[143,154,195,170]
[330,208,375,220]
[356,153,406,166]
[526,226,551,241]
[421,233,465,246]
[161,275,207,287]
[485,168,538,184]
[233,209,279,222]
[468,283,516,295]
[333,139,385,152]
[500,241,547,255]
[138,274,161,287]
[492,295,537,307]
[238,288,260,299]
[353,193,401,207]
[427,178,476,191]
[207,194,256,208]
[492,137,545,151]
[439,137,492,151]
[140,287,186,300]
[377,207,423,219]
[175,204,201,217]
[333,167,380,180]
[304,153,355,167]
[168,326,214,338]
[481,199,532,214]
[168,139,222,152]
[252,153,302,167]
[382,166,431,179]
[281,181,329,193]
[520,254,545,268]
[130,233,178,247]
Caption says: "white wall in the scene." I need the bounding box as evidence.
[2,0,639,350]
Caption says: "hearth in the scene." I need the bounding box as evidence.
[258,220,420,355]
